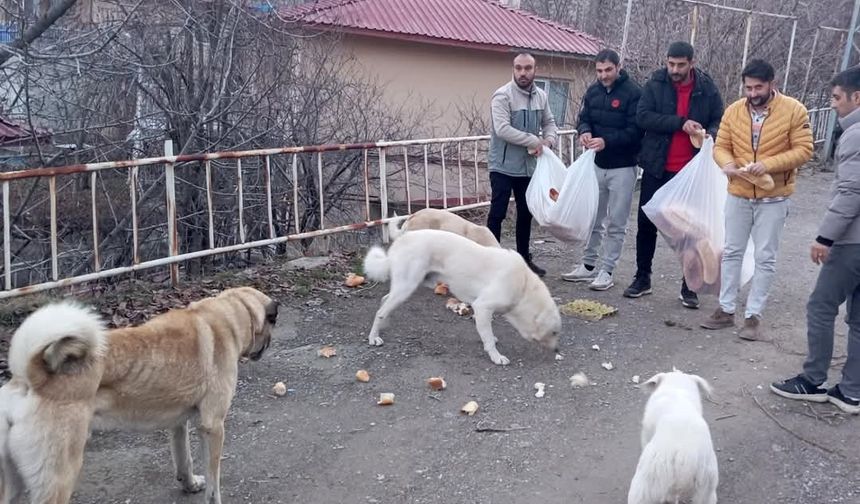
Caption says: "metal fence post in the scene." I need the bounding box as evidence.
[164,140,179,285]
[379,146,389,243]
[3,181,10,290]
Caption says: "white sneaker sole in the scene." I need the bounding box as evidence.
[623,288,652,298]
[828,395,860,414]
[589,282,614,291]
[561,276,596,283]
[678,294,700,309]
[769,384,829,403]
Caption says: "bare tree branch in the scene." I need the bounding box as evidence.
[0,0,79,68]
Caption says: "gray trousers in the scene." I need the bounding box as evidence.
[803,244,860,399]
[581,165,637,273]
[719,195,789,318]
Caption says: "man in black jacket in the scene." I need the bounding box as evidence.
[623,41,724,308]
[562,49,642,291]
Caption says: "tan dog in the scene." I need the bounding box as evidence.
[0,287,278,504]
[396,208,500,247]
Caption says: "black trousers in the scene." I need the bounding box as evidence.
[635,171,677,276]
[487,171,532,260]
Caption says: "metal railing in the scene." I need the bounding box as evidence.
[0,130,578,298]
[808,107,834,145]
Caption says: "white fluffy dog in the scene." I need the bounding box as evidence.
[363,223,560,365]
[628,369,719,504]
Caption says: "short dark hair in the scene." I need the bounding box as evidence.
[595,49,620,66]
[832,65,860,95]
[741,59,775,82]
[667,41,694,61]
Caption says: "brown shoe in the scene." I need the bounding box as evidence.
[739,316,763,341]
[700,308,735,330]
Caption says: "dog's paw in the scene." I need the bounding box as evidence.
[490,354,510,366]
[205,486,222,504]
[179,474,206,493]
[368,335,384,346]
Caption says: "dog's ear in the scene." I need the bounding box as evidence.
[691,374,713,399]
[641,372,665,392]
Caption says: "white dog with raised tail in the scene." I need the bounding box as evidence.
[628,368,718,504]
[0,302,107,504]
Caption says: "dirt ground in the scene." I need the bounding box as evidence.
[3,168,858,503]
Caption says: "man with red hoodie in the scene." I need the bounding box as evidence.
[623,41,724,308]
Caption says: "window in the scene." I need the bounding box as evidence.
[0,24,17,43]
[534,78,570,125]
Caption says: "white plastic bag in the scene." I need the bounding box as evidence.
[526,148,566,228]
[526,149,599,243]
[641,137,754,295]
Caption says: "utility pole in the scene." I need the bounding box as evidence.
[619,0,634,64]
[822,0,860,163]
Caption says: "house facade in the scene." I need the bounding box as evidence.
[282,0,603,137]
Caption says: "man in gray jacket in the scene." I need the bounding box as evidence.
[771,66,860,414]
[487,53,558,277]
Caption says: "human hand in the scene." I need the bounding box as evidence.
[745,162,767,176]
[810,242,830,265]
[722,162,741,177]
[579,132,592,147]
[682,120,703,136]
[587,137,606,152]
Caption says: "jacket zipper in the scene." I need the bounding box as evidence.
[750,111,771,199]
[527,89,532,131]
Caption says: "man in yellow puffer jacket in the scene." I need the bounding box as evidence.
[701,59,813,340]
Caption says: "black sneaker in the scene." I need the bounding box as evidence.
[827,384,860,414]
[527,260,546,277]
[679,279,699,309]
[623,274,652,298]
[769,374,828,403]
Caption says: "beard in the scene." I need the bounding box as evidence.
[749,94,770,106]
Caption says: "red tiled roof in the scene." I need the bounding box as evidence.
[0,116,51,146]
[281,0,602,57]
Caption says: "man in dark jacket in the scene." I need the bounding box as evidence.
[562,49,642,291]
[623,41,724,308]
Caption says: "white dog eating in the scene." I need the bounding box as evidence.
[628,369,719,504]
[363,223,561,365]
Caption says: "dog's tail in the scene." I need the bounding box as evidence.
[387,214,407,241]
[8,302,106,389]
[363,246,391,282]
